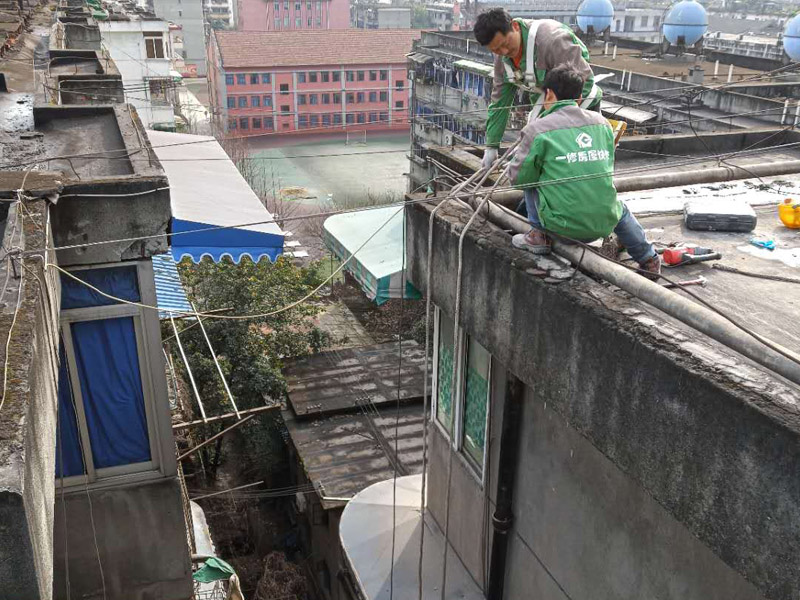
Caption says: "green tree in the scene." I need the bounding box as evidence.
[168,256,331,480]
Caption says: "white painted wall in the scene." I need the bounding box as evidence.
[98,19,176,128]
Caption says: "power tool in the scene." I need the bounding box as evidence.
[661,246,722,267]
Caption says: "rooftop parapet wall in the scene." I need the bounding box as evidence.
[405,200,800,599]
[0,199,61,600]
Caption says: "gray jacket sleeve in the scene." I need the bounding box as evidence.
[536,20,594,85]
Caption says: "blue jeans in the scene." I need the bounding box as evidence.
[522,189,656,264]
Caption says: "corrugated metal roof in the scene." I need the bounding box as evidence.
[453,58,494,77]
[152,253,193,318]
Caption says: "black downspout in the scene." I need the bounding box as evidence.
[487,372,525,600]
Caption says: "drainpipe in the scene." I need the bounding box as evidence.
[487,372,524,600]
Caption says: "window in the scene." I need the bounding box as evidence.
[228,118,237,129]
[55,264,164,485]
[178,9,182,16]
[322,113,330,125]
[253,117,262,129]
[321,71,329,82]
[281,105,290,113]
[263,95,272,107]
[322,93,330,104]
[369,112,377,123]
[250,73,259,84]
[237,73,246,85]
[298,72,306,83]
[265,117,274,129]
[316,15,320,26]
[435,310,456,434]
[306,0,311,8]
[284,0,288,8]
[396,80,404,90]
[653,16,661,27]
[143,32,164,59]
[309,94,318,105]
[295,0,300,9]
[346,92,354,104]
[641,15,649,27]
[309,71,317,83]
[333,92,341,104]
[346,71,354,82]
[462,337,490,467]
[274,1,279,10]
[227,96,235,108]
[368,91,377,102]
[299,114,308,128]
[356,113,365,124]
[298,94,306,105]
[369,70,377,81]
[261,72,271,84]
[379,111,388,122]
[238,96,248,108]
[295,17,301,26]
[356,92,364,103]
[395,100,403,109]
[357,70,365,81]
[310,114,319,126]
[280,83,289,94]
[240,117,249,129]
[251,95,260,107]
[308,17,312,26]
[380,91,387,102]
[379,69,388,81]
[333,113,342,125]
[225,74,234,85]
[274,17,281,28]
[284,14,289,26]
[346,113,354,124]
[332,71,341,82]
[316,0,320,9]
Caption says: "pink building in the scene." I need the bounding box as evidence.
[237,0,349,32]
[207,29,421,137]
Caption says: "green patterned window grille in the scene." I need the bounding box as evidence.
[436,313,456,434]
[463,338,490,467]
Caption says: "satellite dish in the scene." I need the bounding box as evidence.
[663,0,708,47]
[784,14,800,61]
[577,0,614,34]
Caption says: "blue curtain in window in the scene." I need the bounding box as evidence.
[61,266,140,310]
[55,343,85,478]
[71,317,151,469]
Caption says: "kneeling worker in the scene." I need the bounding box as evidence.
[507,65,661,279]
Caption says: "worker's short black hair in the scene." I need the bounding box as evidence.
[542,65,585,101]
[474,8,513,45]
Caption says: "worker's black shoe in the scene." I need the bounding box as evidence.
[512,230,551,255]
[639,254,662,281]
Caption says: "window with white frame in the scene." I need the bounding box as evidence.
[143,32,165,59]
[433,307,491,475]
[55,263,164,487]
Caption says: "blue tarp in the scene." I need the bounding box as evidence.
[71,317,151,469]
[61,266,140,309]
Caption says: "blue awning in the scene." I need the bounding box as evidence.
[146,130,285,264]
[152,253,193,318]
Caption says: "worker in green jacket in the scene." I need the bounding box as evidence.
[508,65,661,279]
[474,8,602,170]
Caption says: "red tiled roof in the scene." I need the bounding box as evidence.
[214,29,422,68]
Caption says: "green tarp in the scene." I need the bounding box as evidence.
[193,557,236,583]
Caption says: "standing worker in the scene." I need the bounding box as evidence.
[473,8,603,170]
[507,66,661,279]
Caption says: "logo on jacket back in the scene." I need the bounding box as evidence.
[576,132,593,149]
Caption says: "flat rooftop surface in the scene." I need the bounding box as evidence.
[284,340,427,417]
[591,52,764,81]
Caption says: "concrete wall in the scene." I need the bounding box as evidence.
[406,201,800,600]
[0,201,61,600]
[150,0,206,75]
[53,477,192,600]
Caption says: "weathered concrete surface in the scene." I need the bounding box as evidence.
[407,201,800,599]
[0,200,61,600]
[53,477,192,600]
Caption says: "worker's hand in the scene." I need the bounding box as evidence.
[482,147,498,170]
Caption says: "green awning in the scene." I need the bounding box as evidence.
[193,557,236,583]
[453,59,494,77]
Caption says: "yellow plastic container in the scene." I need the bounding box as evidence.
[779,198,800,229]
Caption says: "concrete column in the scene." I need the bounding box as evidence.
[782,99,789,125]
[714,60,719,80]
[627,71,633,91]
[794,101,800,128]
[619,70,626,90]
[604,41,609,55]
[612,44,617,60]
[727,64,734,83]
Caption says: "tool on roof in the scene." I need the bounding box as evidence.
[779,198,800,229]
[750,237,776,251]
[684,199,757,232]
[663,276,707,289]
[661,246,722,266]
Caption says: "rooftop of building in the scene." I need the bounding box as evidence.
[282,340,427,509]
[590,51,765,81]
[213,28,423,69]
